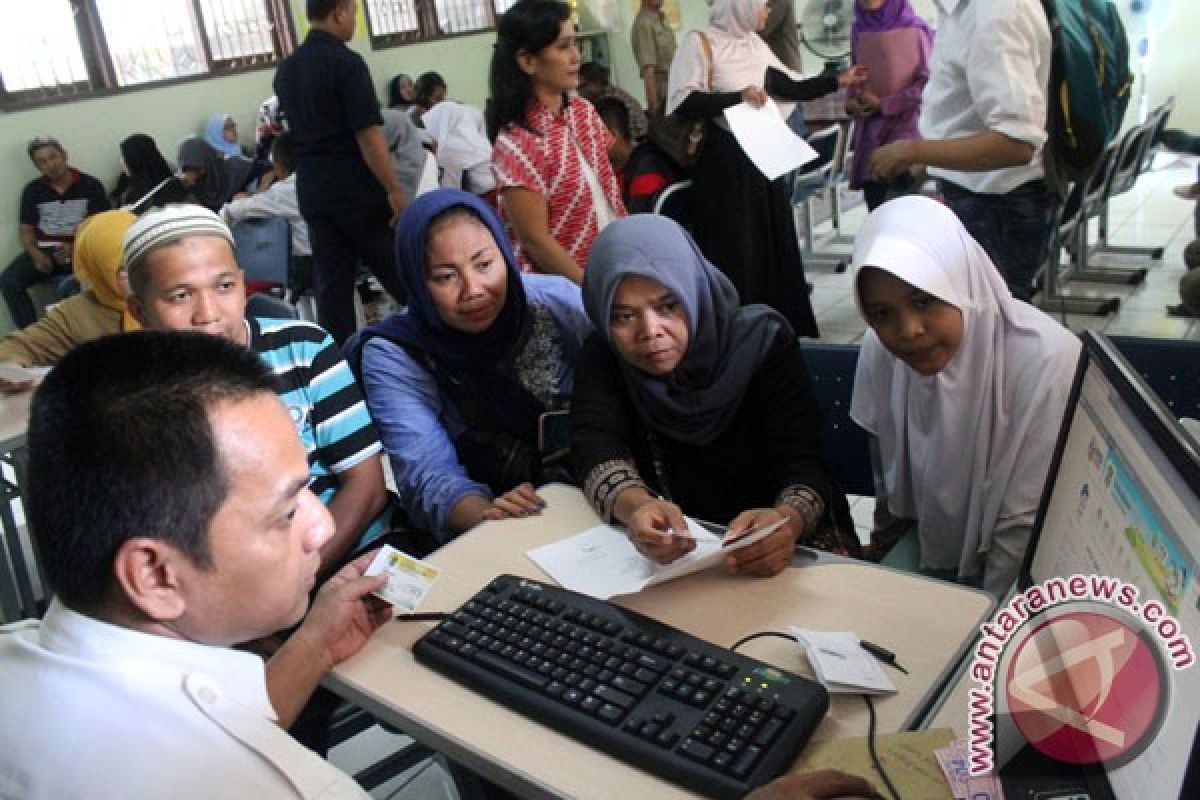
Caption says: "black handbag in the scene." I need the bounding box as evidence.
[648,31,713,170]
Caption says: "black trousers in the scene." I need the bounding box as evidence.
[1,251,72,329]
[305,202,407,344]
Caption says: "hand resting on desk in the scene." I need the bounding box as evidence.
[745,769,883,800]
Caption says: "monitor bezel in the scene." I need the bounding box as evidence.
[1019,331,1200,590]
[1012,330,1200,799]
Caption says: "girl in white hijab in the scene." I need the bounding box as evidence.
[849,196,1081,596]
[665,0,866,338]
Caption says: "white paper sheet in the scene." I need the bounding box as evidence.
[723,98,820,181]
[527,519,783,600]
[0,364,51,383]
[790,628,897,695]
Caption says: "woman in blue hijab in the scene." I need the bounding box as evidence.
[203,112,244,157]
[571,215,859,575]
[348,189,591,543]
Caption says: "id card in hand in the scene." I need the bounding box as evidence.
[364,545,440,612]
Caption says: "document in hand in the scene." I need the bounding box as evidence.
[723,97,819,180]
[526,519,784,600]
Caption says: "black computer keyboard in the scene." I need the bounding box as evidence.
[413,575,830,799]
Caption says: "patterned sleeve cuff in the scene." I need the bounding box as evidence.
[776,485,826,534]
[583,459,647,523]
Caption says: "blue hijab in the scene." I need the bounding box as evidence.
[203,113,243,158]
[347,189,542,435]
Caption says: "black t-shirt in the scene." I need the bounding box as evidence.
[273,29,385,215]
[19,169,110,246]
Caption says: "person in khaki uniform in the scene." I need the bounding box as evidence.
[631,0,677,115]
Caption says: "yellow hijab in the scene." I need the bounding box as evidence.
[72,210,140,332]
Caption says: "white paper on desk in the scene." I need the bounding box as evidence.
[0,364,51,383]
[791,628,897,695]
[527,519,782,600]
[723,98,819,181]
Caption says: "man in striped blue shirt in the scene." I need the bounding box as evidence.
[123,205,390,577]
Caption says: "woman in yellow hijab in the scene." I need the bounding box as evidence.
[0,210,138,385]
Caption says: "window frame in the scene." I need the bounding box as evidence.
[0,0,296,111]
[363,0,505,51]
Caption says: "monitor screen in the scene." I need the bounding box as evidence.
[1009,333,1199,799]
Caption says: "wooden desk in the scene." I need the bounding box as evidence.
[328,484,994,799]
[0,390,34,623]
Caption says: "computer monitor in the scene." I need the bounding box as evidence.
[996,332,1199,799]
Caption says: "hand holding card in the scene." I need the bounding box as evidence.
[364,545,440,612]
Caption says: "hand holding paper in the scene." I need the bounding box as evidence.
[527,519,785,600]
[723,97,819,181]
[627,497,695,564]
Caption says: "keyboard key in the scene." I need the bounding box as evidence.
[732,745,763,779]
[474,650,549,690]
[754,718,784,747]
[597,704,624,724]
[612,675,647,697]
[680,739,715,763]
[595,685,635,710]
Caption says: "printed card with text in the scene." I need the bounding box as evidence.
[364,545,440,612]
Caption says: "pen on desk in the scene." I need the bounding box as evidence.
[860,639,909,674]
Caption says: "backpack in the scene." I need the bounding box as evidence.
[1041,0,1134,196]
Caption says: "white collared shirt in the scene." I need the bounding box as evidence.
[920,0,1051,194]
[0,601,369,800]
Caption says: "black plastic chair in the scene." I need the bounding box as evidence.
[798,342,874,498]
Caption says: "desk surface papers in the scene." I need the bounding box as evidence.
[723,98,819,180]
[527,519,781,600]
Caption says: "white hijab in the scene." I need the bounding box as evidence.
[666,0,803,118]
[849,196,1081,577]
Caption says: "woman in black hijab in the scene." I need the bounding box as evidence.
[112,134,188,212]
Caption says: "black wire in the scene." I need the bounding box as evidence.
[863,695,903,800]
[729,630,795,652]
[393,612,451,622]
[730,633,904,800]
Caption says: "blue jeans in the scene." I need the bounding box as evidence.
[1,251,73,329]
[940,180,1055,302]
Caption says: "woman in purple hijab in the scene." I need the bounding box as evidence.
[846,0,933,209]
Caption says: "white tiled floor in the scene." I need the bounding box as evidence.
[805,154,1200,344]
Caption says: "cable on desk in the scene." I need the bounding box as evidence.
[729,630,795,652]
[393,612,451,622]
[863,694,902,800]
[730,632,903,800]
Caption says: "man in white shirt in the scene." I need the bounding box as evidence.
[0,331,391,799]
[869,0,1052,301]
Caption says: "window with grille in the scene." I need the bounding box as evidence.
[0,0,294,108]
[365,0,513,48]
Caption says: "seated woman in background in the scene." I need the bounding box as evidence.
[348,189,591,544]
[175,137,262,213]
[111,134,188,212]
[0,210,138,387]
[846,0,932,210]
[203,112,246,157]
[571,215,859,576]
[489,0,626,284]
[666,0,866,337]
[849,196,1081,596]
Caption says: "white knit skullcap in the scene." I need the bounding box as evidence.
[122,203,235,270]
